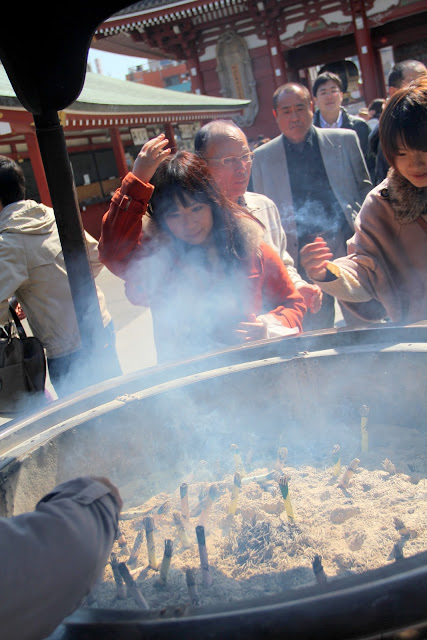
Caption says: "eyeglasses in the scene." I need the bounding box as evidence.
[204,152,254,168]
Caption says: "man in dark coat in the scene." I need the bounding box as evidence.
[312,71,373,178]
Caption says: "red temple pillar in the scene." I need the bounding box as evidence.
[25,131,51,206]
[110,126,128,179]
[267,22,288,88]
[350,0,378,105]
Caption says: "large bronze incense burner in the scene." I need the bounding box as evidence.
[1,324,426,639]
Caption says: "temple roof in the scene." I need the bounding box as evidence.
[0,65,250,114]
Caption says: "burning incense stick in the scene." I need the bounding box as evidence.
[128,530,144,566]
[180,482,189,521]
[241,471,275,485]
[338,458,360,489]
[159,539,173,584]
[173,511,191,549]
[110,552,127,599]
[312,555,327,584]
[360,404,369,452]
[185,568,199,605]
[332,444,341,476]
[144,516,159,570]
[230,444,246,476]
[195,525,213,588]
[118,562,149,609]
[278,475,295,521]
[228,472,242,516]
[116,527,130,556]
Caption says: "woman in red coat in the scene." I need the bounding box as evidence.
[99,135,305,363]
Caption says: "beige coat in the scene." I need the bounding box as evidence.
[0,200,111,357]
[312,173,427,323]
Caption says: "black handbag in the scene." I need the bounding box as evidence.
[0,305,46,412]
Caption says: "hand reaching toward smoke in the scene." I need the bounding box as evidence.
[299,236,334,282]
[132,134,172,184]
[236,314,268,342]
[295,282,323,314]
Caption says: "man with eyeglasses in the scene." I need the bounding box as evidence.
[312,72,371,174]
[194,119,323,316]
[251,82,372,330]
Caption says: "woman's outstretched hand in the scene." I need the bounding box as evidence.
[299,236,334,282]
[236,314,268,342]
[132,134,172,184]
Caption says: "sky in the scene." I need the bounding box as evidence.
[87,49,149,80]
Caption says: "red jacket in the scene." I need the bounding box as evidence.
[99,173,305,362]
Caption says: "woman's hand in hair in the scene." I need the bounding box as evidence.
[132,134,172,184]
[235,314,268,342]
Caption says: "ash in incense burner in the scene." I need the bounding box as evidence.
[87,419,427,613]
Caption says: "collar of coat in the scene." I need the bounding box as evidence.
[386,168,427,223]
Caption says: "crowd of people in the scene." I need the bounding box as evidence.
[0,59,426,639]
[1,59,425,381]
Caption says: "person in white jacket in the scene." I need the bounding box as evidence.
[0,155,122,397]
[0,475,122,640]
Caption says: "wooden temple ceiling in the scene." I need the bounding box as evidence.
[91,0,386,61]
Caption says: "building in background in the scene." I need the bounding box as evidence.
[127,59,192,92]
[0,66,248,238]
[91,0,427,140]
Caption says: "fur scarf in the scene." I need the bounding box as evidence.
[386,167,427,224]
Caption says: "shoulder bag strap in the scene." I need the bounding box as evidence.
[8,304,27,339]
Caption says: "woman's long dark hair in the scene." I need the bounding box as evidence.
[148,151,255,266]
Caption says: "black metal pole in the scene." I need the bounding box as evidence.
[33,109,105,356]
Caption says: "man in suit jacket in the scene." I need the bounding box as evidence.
[251,82,372,330]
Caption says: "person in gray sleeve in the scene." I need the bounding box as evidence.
[0,475,122,640]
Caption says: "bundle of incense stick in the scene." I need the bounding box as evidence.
[173,511,191,548]
[159,539,173,584]
[312,555,327,584]
[118,562,149,609]
[144,516,158,569]
[128,530,144,565]
[185,568,199,605]
[190,485,218,517]
[338,458,360,489]
[278,475,294,521]
[332,444,341,476]
[180,482,189,521]
[196,525,213,588]
[116,527,130,556]
[228,472,242,516]
[360,404,369,452]
[110,552,127,599]
[241,471,275,485]
[230,444,246,476]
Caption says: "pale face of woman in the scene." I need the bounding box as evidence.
[394,146,427,188]
[164,195,214,245]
